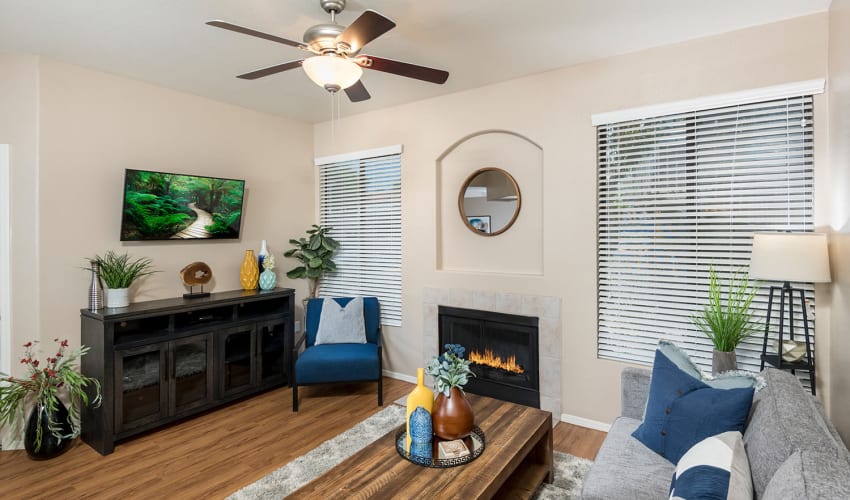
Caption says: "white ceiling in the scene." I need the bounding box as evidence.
[0,0,831,123]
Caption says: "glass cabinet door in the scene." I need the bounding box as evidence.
[171,334,213,414]
[258,321,287,386]
[219,326,256,397]
[115,344,167,433]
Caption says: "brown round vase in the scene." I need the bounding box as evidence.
[432,387,474,440]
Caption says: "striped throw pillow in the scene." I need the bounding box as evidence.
[669,431,753,500]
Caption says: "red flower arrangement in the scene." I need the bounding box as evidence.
[0,338,101,452]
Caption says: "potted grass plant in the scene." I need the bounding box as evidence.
[283,225,339,299]
[93,251,157,308]
[0,339,101,459]
[691,266,762,374]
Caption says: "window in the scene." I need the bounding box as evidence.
[596,94,816,375]
[317,146,402,326]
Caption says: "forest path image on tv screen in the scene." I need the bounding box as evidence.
[120,169,245,241]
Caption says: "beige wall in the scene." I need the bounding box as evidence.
[828,0,850,442]
[313,14,831,424]
[439,131,543,274]
[3,58,315,377]
[0,54,40,378]
[0,55,40,448]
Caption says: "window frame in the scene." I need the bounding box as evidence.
[594,88,820,377]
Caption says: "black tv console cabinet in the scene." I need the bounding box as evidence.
[80,288,295,455]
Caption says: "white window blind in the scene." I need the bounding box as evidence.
[597,96,815,376]
[318,150,402,326]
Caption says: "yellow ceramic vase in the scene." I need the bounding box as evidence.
[239,250,259,290]
[406,367,434,450]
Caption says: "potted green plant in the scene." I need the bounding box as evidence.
[93,250,157,307]
[283,225,339,299]
[0,338,102,459]
[426,343,476,440]
[690,266,761,374]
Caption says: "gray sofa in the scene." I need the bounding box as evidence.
[580,367,850,499]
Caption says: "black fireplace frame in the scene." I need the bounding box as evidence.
[438,305,540,408]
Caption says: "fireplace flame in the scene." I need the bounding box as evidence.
[469,348,525,374]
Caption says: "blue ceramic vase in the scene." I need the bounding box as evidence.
[409,406,432,443]
[258,269,277,290]
[410,440,432,460]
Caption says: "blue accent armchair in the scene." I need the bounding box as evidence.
[292,296,383,411]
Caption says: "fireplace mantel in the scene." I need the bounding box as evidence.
[423,287,562,421]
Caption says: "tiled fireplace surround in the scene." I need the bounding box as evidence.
[422,287,562,421]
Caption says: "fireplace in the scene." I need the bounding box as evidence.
[438,306,540,408]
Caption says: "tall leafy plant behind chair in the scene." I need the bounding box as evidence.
[690,266,761,374]
[284,225,339,299]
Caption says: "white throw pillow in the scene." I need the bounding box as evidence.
[669,431,753,500]
[314,297,367,345]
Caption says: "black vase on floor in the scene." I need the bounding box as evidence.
[24,402,74,460]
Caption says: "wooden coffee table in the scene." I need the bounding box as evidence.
[289,394,553,499]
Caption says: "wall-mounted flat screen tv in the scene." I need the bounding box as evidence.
[120,169,245,241]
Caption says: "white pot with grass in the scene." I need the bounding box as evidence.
[106,288,130,308]
[93,251,157,308]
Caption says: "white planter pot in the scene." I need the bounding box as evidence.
[106,288,130,308]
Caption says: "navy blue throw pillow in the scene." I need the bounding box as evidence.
[632,348,755,464]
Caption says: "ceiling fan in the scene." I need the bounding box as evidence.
[207,0,449,103]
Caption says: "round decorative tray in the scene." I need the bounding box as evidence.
[395,426,485,468]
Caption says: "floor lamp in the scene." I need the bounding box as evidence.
[749,233,830,395]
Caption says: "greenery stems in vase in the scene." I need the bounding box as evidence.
[93,250,158,289]
[426,343,476,396]
[283,225,339,299]
[0,339,102,452]
[690,266,762,352]
[262,253,275,271]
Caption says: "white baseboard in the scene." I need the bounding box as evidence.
[0,428,22,451]
[382,369,416,384]
[560,413,611,432]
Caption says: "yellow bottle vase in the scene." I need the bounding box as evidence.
[239,250,259,290]
[406,367,434,451]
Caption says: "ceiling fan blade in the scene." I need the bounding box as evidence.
[357,55,449,84]
[237,60,304,80]
[344,80,371,102]
[337,10,396,53]
[206,20,308,50]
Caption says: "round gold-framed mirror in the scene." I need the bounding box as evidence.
[458,167,521,237]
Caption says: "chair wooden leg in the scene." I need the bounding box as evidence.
[293,384,299,412]
[378,377,383,406]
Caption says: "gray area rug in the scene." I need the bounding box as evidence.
[228,404,592,499]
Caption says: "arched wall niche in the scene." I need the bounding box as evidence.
[436,130,543,274]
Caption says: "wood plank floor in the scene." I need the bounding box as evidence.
[0,378,606,499]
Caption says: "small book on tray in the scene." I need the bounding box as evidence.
[437,439,470,459]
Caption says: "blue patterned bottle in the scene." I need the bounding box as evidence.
[257,240,268,270]
[409,406,433,461]
[409,406,432,443]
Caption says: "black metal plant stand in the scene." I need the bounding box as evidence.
[760,282,816,395]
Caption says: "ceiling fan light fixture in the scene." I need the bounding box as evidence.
[302,55,362,92]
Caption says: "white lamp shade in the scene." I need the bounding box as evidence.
[749,232,831,283]
[302,56,362,90]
